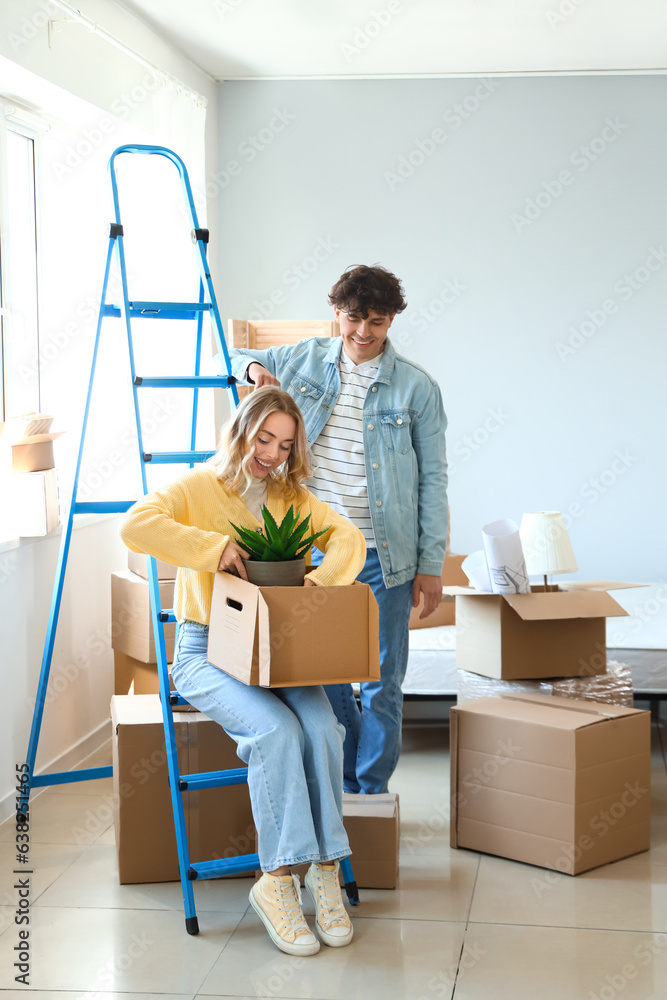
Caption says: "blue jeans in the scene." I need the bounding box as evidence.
[314,548,414,794]
[171,622,350,872]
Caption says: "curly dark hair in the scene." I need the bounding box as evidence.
[328,264,407,317]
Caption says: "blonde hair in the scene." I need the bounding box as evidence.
[210,386,313,500]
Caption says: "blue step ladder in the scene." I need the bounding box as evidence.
[21,144,358,935]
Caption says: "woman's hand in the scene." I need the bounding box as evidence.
[303,576,317,587]
[218,541,250,580]
[248,362,281,389]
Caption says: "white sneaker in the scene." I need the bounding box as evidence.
[249,873,320,956]
[304,861,354,948]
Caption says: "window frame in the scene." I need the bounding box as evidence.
[0,103,46,422]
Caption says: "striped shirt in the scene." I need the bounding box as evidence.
[309,350,380,547]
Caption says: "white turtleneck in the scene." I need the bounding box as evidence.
[242,475,269,521]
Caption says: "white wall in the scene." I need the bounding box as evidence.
[0,0,219,821]
[215,76,667,583]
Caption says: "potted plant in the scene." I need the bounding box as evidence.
[230,505,329,587]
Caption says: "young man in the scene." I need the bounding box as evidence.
[229,264,448,794]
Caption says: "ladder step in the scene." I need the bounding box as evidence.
[73,500,137,514]
[104,301,212,320]
[143,451,215,464]
[134,376,236,388]
[32,765,113,787]
[159,610,177,623]
[189,853,260,881]
[179,768,249,791]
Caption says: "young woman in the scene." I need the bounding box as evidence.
[120,387,365,957]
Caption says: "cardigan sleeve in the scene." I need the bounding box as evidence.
[120,477,230,574]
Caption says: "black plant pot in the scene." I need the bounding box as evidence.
[244,557,307,587]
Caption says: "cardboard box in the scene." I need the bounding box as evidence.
[409,554,467,630]
[0,414,62,472]
[127,550,178,581]
[11,432,64,473]
[288,792,401,890]
[450,693,650,874]
[11,467,59,535]
[208,573,380,687]
[340,792,400,888]
[111,694,257,884]
[446,583,629,679]
[111,570,176,662]
[114,650,170,695]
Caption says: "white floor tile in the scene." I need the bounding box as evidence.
[453,923,667,999]
[199,911,466,999]
[0,905,237,992]
[36,843,253,914]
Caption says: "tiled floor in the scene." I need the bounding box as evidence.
[1,713,667,999]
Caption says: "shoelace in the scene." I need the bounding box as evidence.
[311,865,349,929]
[274,875,312,937]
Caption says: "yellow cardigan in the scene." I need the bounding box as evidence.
[120,465,366,625]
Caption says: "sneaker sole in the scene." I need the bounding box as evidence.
[248,885,320,957]
[304,875,354,948]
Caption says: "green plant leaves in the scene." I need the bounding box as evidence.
[230,506,330,562]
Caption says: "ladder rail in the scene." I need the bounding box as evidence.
[22,235,118,807]
[24,144,353,935]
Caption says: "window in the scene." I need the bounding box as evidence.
[0,111,41,420]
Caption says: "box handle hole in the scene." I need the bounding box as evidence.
[226,597,243,612]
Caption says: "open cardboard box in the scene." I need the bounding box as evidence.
[450,693,651,874]
[444,581,637,679]
[208,572,380,687]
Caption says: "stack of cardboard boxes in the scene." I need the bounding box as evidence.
[1,414,62,535]
[446,577,651,874]
[110,552,260,883]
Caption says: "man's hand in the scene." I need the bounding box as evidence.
[218,541,250,580]
[248,362,281,389]
[413,573,442,620]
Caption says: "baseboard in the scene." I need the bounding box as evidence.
[0,718,112,826]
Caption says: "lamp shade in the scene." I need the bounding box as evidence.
[519,511,577,576]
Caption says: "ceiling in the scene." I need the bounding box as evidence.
[117,0,667,81]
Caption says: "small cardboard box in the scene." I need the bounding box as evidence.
[208,573,380,687]
[447,583,630,679]
[450,693,650,875]
[409,554,466,630]
[341,792,400,888]
[111,694,256,884]
[12,467,59,535]
[11,432,63,473]
[111,570,175,662]
[127,550,178,581]
[114,651,172,696]
[286,792,401,890]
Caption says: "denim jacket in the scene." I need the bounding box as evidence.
[229,337,448,588]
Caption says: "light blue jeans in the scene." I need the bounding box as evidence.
[314,548,414,794]
[170,622,350,872]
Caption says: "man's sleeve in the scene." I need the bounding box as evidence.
[228,343,298,384]
[411,380,449,577]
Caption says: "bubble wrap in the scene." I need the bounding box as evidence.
[456,660,633,708]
